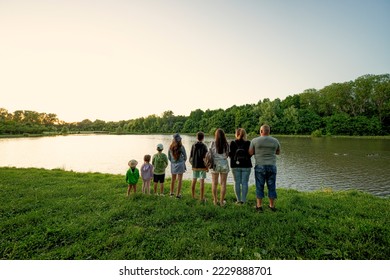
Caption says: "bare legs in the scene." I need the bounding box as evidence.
[191,178,197,199]
[153,182,164,195]
[211,172,228,206]
[142,179,151,194]
[191,178,205,201]
[170,173,183,197]
[127,184,136,196]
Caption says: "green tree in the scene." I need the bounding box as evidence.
[352,75,376,116]
[325,113,352,135]
[92,119,106,131]
[299,89,319,113]
[372,74,390,126]
[160,111,175,132]
[350,116,382,136]
[318,83,352,116]
[257,99,280,130]
[141,115,158,133]
[297,109,322,134]
[183,109,204,133]
[77,119,93,131]
[281,106,299,134]
[281,94,300,110]
[61,126,69,134]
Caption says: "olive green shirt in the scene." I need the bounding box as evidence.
[152,152,168,175]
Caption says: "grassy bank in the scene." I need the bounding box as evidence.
[1,167,389,260]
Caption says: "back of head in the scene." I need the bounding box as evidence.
[173,133,182,143]
[215,128,228,154]
[144,154,151,162]
[260,124,271,136]
[197,131,205,141]
[236,128,247,141]
[170,135,182,160]
[157,143,164,151]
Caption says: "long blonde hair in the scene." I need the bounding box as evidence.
[235,128,247,141]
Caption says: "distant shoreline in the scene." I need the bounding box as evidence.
[2,131,390,140]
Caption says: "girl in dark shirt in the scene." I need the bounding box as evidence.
[229,128,252,204]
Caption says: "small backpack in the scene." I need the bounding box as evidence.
[203,148,214,170]
[234,142,248,164]
[154,153,167,170]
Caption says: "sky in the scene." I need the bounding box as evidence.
[1,0,389,123]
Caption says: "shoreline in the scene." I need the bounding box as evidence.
[1,132,390,140]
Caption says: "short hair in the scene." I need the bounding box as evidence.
[197,131,205,141]
[261,124,270,134]
[144,154,151,162]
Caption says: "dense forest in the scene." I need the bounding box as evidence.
[1,74,389,136]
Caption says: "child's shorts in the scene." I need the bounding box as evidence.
[153,174,165,183]
[193,170,207,179]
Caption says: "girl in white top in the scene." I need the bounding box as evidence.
[210,128,230,206]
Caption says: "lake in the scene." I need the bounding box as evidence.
[1,134,389,197]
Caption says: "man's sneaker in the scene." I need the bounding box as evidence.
[255,206,263,212]
[268,205,277,212]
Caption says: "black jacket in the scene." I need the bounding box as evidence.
[190,141,208,169]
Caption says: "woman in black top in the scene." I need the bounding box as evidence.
[229,128,252,204]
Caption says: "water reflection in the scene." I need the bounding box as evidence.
[1,134,389,197]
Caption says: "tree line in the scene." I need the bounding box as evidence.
[1,74,389,136]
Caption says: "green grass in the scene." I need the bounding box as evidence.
[1,167,389,260]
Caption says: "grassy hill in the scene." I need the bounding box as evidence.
[1,167,389,260]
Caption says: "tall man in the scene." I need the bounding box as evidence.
[249,124,281,211]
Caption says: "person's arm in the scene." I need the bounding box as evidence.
[229,141,235,158]
[140,164,144,177]
[182,146,187,161]
[190,145,194,159]
[150,164,154,177]
[275,142,280,155]
[248,141,254,156]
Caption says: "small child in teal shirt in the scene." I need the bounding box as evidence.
[126,159,140,196]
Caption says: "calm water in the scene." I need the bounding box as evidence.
[1,134,389,197]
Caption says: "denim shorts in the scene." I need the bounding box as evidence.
[212,158,230,174]
[254,165,277,199]
[171,161,186,174]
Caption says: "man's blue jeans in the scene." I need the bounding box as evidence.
[232,167,251,202]
[254,165,277,199]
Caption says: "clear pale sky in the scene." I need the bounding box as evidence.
[1,0,389,122]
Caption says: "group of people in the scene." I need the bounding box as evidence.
[125,124,281,211]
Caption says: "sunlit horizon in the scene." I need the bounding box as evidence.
[1,0,389,123]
